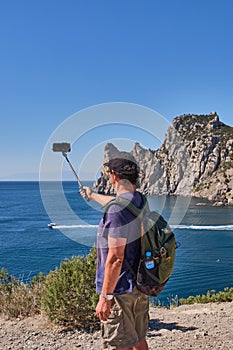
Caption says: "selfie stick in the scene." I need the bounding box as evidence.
[52,142,88,199]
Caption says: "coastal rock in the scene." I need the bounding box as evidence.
[94,112,233,205]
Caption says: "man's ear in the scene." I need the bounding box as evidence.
[111,171,119,183]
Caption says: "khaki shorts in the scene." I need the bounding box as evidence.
[101,287,149,349]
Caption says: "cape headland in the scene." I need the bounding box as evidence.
[94,112,233,206]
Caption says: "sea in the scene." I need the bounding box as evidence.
[1,181,233,305]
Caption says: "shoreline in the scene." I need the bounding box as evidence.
[0,301,233,349]
[1,180,233,207]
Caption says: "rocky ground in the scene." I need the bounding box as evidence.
[0,302,233,349]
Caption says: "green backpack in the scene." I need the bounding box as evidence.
[104,194,177,296]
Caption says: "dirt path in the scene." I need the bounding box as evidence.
[0,302,232,349]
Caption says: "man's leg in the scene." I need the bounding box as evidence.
[115,339,149,350]
[136,339,149,350]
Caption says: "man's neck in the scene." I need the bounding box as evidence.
[115,180,136,195]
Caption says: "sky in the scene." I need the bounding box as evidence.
[1,0,233,180]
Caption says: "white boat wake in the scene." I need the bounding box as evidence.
[48,223,233,231]
[172,224,233,231]
[48,223,98,229]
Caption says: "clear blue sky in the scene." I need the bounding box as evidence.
[1,0,233,180]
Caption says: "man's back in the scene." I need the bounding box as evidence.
[96,191,143,294]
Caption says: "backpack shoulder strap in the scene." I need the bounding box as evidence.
[103,193,149,217]
[116,195,153,268]
[103,197,118,212]
[102,197,119,224]
[116,194,149,218]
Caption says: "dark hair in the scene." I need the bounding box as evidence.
[115,169,139,185]
[104,151,139,185]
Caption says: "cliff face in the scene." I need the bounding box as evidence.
[94,112,233,205]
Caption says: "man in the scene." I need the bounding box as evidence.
[80,151,149,350]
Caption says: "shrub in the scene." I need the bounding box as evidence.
[40,247,99,329]
[179,287,233,305]
[0,268,43,318]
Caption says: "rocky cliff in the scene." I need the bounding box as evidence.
[94,112,233,205]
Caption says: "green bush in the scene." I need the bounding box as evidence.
[179,287,233,305]
[0,268,43,318]
[40,247,99,329]
[0,249,99,328]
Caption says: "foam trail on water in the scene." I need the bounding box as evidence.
[49,224,233,231]
[50,224,98,229]
[171,224,233,231]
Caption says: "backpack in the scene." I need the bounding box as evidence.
[104,194,177,296]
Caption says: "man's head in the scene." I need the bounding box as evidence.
[104,151,139,185]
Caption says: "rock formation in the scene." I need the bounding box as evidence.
[94,112,233,205]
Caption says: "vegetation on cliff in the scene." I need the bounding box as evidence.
[95,112,233,205]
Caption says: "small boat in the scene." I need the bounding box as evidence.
[48,222,56,229]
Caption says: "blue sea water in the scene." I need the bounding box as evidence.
[0,181,233,304]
